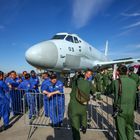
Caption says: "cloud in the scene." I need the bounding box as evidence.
[121,12,140,17]
[117,20,140,37]
[109,43,140,59]
[116,28,135,37]
[109,51,140,59]
[123,21,140,29]
[135,44,140,48]
[120,43,140,50]
[109,43,140,60]
[110,52,140,59]
[72,0,113,28]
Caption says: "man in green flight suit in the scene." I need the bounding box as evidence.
[94,68,103,92]
[68,69,94,140]
[128,66,139,86]
[111,65,137,140]
[102,68,112,95]
[128,66,140,111]
[94,68,104,100]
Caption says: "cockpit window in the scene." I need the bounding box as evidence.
[74,37,79,43]
[52,35,66,40]
[65,35,74,43]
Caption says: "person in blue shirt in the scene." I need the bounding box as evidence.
[5,71,20,89]
[41,72,50,117]
[5,71,21,115]
[15,75,22,85]
[0,71,11,132]
[21,71,27,81]
[30,70,39,92]
[41,72,50,91]
[30,70,40,113]
[42,74,64,127]
[83,69,93,82]
[18,73,36,120]
[4,73,12,108]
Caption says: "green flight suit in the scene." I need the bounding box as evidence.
[94,72,103,100]
[68,78,93,140]
[102,72,111,94]
[129,72,140,110]
[94,72,103,92]
[112,75,137,140]
[129,72,139,87]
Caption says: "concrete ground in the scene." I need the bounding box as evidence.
[0,114,108,140]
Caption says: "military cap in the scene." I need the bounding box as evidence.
[30,70,36,74]
[50,74,57,79]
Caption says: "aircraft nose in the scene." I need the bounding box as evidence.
[25,41,58,69]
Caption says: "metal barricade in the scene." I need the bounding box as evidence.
[24,92,68,128]
[87,94,113,131]
[87,94,116,140]
[6,89,39,115]
[87,93,140,139]
[4,89,139,139]
[22,92,140,140]
[9,89,26,115]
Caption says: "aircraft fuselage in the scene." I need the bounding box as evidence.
[25,33,109,71]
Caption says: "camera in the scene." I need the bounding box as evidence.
[75,71,84,79]
[112,106,122,118]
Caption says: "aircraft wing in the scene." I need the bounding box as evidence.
[97,58,140,67]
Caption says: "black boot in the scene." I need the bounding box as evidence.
[81,126,87,134]
[0,124,11,132]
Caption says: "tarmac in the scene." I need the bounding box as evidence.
[0,88,140,140]
[0,115,108,140]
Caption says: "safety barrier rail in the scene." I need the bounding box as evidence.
[7,90,140,139]
[5,89,38,115]
[23,92,66,128]
[24,93,140,135]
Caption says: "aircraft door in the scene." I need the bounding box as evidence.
[55,42,69,69]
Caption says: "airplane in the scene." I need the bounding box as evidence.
[25,32,140,70]
[25,32,140,84]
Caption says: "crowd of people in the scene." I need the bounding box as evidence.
[0,65,140,140]
[0,70,65,131]
[0,70,40,132]
[69,66,140,140]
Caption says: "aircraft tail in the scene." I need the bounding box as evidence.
[105,40,108,56]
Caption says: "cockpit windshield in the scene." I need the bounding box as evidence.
[52,35,66,40]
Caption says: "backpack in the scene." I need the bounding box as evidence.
[75,87,90,105]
